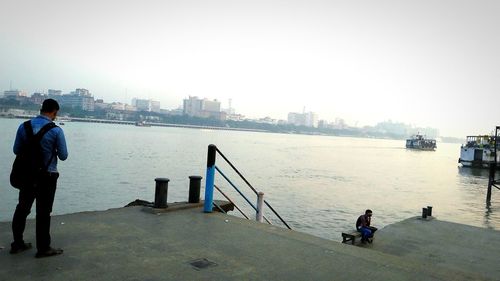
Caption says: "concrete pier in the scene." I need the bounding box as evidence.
[0,205,498,280]
[370,217,500,280]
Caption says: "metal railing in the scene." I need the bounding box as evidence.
[203,144,292,229]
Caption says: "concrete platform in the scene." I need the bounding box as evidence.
[369,216,500,280]
[0,206,497,280]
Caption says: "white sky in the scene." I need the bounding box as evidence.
[1,0,499,137]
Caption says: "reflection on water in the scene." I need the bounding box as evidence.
[0,118,499,241]
[457,167,491,178]
[485,203,493,229]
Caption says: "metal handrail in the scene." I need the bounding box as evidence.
[215,147,259,195]
[214,147,291,229]
[215,166,257,211]
[212,201,227,214]
[214,184,250,220]
[215,166,272,224]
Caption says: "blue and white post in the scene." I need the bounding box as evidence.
[203,144,217,213]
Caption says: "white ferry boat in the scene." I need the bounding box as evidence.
[459,135,499,168]
[406,134,436,150]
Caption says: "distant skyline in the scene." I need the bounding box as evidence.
[1,0,499,138]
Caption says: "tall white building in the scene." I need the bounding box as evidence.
[132,98,161,113]
[183,96,225,120]
[3,90,27,98]
[287,111,318,128]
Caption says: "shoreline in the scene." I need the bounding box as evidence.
[0,115,463,143]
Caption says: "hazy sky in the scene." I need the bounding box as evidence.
[1,0,499,137]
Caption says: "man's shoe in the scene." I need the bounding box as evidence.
[10,242,32,254]
[35,247,63,258]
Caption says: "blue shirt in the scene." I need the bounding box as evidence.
[13,115,68,173]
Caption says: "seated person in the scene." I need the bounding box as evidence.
[356,209,378,243]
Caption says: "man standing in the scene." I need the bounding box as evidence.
[11,99,68,258]
[356,209,378,243]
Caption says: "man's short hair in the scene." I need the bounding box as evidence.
[41,99,60,113]
[365,209,372,214]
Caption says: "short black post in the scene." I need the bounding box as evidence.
[487,163,494,203]
[154,178,169,208]
[188,176,203,203]
[422,207,428,219]
[427,206,433,217]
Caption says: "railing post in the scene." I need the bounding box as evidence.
[204,144,217,213]
[256,192,264,222]
[487,163,494,203]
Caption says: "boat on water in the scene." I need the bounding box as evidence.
[57,117,71,125]
[459,135,500,168]
[406,134,436,150]
[135,120,151,127]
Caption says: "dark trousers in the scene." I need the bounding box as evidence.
[359,226,378,241]
[12,172,59,251]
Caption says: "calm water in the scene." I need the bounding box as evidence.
[1,118,499,241]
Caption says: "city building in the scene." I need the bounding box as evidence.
[3,90,27,98]
[287,111,319,128]
[151,100,161,113]
[31,92,48,105]
[132,98,161,113]
[48,89,62,97]
[222,98,236,115]
[55,88,95,111]
[226,113,246,121]
[183,96,225,120]
[256,117,278,125]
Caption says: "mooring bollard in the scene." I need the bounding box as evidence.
[256,192,264,222]
[427,206,433,217]
[154,178,169,208]
[189,176,203,203]
[422,207,428,219]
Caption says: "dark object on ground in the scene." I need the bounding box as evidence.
[35,247,63,258]
[125,199,153,207]
[10,242,32,254]
[342,231,362,245]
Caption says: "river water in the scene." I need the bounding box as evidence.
[1,118,499,241]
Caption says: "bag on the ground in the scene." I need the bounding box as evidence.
[10,121,57,189]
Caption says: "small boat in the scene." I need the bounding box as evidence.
[406,133,436,150]
[135,121,151,127]
[57,117,71,125]
[459,135,500,168]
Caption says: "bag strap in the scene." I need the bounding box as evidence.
[23,121,58,142]
[35,122,58,140]
[22,121,34,140]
